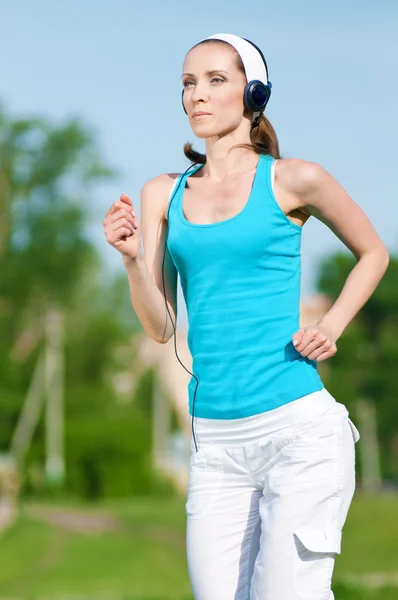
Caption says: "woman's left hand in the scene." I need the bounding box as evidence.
[292,324,337,362]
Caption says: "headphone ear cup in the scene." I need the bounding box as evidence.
[263,84,271,106]
[181,90,187,115]
[244,81,271,112]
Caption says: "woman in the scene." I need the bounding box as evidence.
[103,33,389,600]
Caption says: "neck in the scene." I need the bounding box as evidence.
[202,125,257,183]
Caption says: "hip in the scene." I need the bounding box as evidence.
[191,387,360,449]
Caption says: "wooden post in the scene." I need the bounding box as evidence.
[356,398,382,493]
[10,353,45,461]
[44,306,65,485]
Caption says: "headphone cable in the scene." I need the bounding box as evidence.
[161,162,201,453]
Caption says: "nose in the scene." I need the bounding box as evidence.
[188,81,209,107]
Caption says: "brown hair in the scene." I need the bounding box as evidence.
[183,39,281,164]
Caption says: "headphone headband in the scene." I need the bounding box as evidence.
[201,33,269,87]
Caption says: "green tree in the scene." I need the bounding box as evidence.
[317,252,398,482]
[0,104,170,500]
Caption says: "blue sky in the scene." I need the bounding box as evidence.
[2,0,397,328]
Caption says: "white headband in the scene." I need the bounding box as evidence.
[201,33,269,86]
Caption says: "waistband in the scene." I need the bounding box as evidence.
[190,387,338,448]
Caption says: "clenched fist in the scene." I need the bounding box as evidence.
[103,193,141,259]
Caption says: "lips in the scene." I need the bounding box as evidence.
[192,112,211,118]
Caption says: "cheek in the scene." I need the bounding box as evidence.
[223,89,245,119]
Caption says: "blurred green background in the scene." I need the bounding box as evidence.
[1,0,398,592]
[0,100,397,600]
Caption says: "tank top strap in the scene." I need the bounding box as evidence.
[258,154,302,232]
[166,164,203,221]
[243,153,273,213]
[258,153,276,191]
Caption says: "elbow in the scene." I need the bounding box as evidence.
[154,332,172,344]
[156,338,172,345]
[372,245,390,278]
[379,246,390,272]
[361,245,390,271]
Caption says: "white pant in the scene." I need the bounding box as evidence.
[185,388,360,600]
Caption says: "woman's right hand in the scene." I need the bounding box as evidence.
[103,193,141,260]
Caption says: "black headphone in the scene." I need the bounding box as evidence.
[182,37,272,117]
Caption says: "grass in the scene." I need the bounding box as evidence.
[0,493,396,599]
[334,492,398,574]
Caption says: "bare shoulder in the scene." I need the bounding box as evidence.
[276,157,325,196]
[140,172,181,220]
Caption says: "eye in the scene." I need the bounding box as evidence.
[182,77,225,88]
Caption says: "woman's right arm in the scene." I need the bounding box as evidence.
[103,174,179,344]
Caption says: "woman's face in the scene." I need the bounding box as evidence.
[182,43,248,138]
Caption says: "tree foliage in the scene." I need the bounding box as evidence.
[0,104,175,499]
[316,252,398,482]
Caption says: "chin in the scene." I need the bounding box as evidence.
[190,124,223,139]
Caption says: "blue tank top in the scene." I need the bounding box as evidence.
[166,153,324,419]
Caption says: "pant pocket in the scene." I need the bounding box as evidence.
[293,526,341,600]
[185,446,223,520]
[269,421,343,491]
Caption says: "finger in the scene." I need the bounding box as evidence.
[300,336,327,358]
[109,227,133,245]
[106,199,135,218]
[107,209,137,229]
[109,218,135,234]
[115,234,130,246]
[106,201,122,217]
[295,329,317,353]
[120,194,135,214]
[314,342,337,362]
[315,350,334,362]
[307,345,329,361]
[292,329,305,347]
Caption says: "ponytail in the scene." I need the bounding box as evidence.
[247,113,281,159]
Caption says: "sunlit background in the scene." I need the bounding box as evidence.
[0,1,397,599]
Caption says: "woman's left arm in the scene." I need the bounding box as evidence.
[290,160,390,362]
